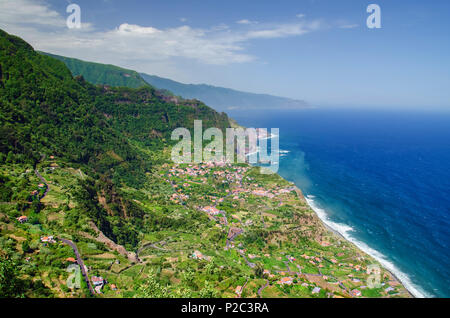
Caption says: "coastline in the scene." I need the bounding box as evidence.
[302,192,422,298]
[232,117,421,298]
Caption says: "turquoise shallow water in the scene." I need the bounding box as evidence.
[229,108,450,298]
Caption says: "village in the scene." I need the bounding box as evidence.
[0,155,407,298]
[161,161,404,298]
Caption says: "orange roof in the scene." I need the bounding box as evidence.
[66,257,76,262]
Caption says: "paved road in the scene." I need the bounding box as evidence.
[35,169,49,200]
[60,238,95,295]
[257,280,269,297]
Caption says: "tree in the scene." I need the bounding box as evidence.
[254,263,264,278]
[199,281,218,298]
[134,271,171,298]
[0,257,25,298]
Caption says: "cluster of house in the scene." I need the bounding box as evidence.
[347,263,363,271]
[300,254,325,268]
[91,275,118,293]
[169,192,189,204]
[168,162,249,184]
[201,206,221,216]
[229,186,294,200]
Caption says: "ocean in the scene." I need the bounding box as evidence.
[228,108,450,298]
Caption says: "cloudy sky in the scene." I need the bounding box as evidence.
[0,0,449,109]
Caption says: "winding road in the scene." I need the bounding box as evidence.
[60,237,95,295]
[35,169,49,200]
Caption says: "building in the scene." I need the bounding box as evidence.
[40,236,55,243]
[385,286,395,293]
[17,216,28,223]
[202,206,220,215]
[312,287,321,294]
[192,250,204,260]
[91,276,104,287]
[66,257,76,263]
[351,289,362,297]
[278,277,294,285]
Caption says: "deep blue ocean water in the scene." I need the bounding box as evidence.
[228,108,450,298]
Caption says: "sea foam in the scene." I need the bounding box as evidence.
[305,195,431,298]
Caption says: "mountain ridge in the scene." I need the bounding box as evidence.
[39,51,308,112]
[141,73,309,112]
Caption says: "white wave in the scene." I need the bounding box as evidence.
[305,196,431,298]
[258,133,278,140]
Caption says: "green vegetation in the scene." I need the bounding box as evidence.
[0,29,410,299]
[40,52,148,89]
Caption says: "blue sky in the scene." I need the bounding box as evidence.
[0,0,449,109]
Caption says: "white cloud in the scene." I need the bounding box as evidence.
[296,13,306,19]
[236,19,257,25]
[0,0,323,67]
[0,0,64,27]
[117,23,161,35]
[245,22,320,39]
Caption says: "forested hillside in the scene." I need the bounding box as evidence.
[0,30,409,299]
[36,52,308,113]
[0,28,229,255]
[40,52,148,89]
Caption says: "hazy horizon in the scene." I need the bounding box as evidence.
[1,0,449,110]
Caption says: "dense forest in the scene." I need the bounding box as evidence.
[40,52,149,89]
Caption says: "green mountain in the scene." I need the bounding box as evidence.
[40,52,148,89]
[0,30,410,299]
[0,28,229,264]
[141,73,309,112]
[37,52,308,112]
